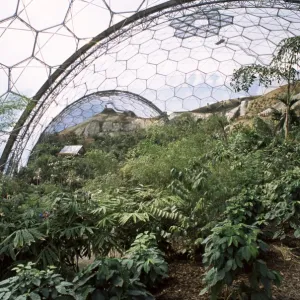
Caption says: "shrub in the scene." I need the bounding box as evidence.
[201,222,281,300]
[125,232,168,287]
[73,258,154,300]
[0,262,75,300]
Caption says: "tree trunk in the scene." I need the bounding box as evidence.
[285,105,290,140]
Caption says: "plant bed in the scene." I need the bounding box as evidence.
[154,251,300,300]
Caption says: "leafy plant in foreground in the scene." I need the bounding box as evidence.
[73,258,154,300]
[0,262,75,300]
[201,222,281,300]
[264,168,300,239]
[125,232,168,288]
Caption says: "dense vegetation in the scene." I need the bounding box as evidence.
[1,36,300,299]
[1,110,300,299]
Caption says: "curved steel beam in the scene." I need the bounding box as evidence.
[1,0,300,171]
[0,0,202,170]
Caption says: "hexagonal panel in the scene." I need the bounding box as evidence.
[94,55,116,72]
[65,1,111,38]
[71,108,82,117]
[154,26,175,41]
[137,64,156,80]
[140,39,161,55]
[169,47,190,62]
[128,54,147,70]
[106,61,126,78]
[148,49,168,64]
[117,45,139,60]
[147,74,166,90]
[166,71,185,87]
[175,84,193,99]
[131,30,154,45]
[205,72,226,88]
[190,46,212,61]
[18,0,69,30]
[220,24,243,38]
[140,89,157,102]
[109,0,144,13]
[219,60,241,76]
[177,58,198,73]
[11,58,49,97]
[117,70,136,86]
[183,96,201,110]
[35,26,77,66]
[242,26,270,40]
[186,70,206,86]
[250,39,275,56]
[260,16,290,31]
[100,78,118,90]
[157,60,177,76]
[212,47,235,61]
[234,14,260,27]
[86,72,106,90]
[278,9,300,23]
[0,19,35,66]
[157,86,174,101]
[161,37,182,51]
[198,58,219,73]
[194,83,212,99]
[166,97,183,111]
[128,79,147,94]
[212,86,231,101]
[233,50,257,65]
[0,0,18,21]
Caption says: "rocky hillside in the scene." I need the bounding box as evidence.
[60,86,300,138]
[59,108,164,137]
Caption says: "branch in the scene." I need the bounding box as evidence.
[231,65,283,93]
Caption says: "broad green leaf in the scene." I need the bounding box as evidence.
[30,292,41,300]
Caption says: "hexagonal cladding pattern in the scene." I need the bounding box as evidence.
[1,0,300,172]
[45,90,165,134]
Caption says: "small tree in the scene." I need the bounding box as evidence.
[231,36,300,139]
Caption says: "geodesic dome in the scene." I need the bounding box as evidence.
[1,0,300,172]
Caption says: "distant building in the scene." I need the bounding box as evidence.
[58,145,85,156]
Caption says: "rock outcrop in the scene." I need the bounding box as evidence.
[59,108,163,137]
[59,87,300,138]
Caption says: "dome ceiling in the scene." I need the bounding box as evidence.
[1,0,300,172]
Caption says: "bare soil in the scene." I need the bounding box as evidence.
[154,246,300,300]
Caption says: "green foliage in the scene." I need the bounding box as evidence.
[0,191,120,276]
[231,36,300,139]
[201,222,281,300]
[125,232,168,287]
[74,258,154,300]
[4,101,300,299]
[0,96,28,132]
[0,262,75,300]
[264,167,300,239]
[122,116,218,186]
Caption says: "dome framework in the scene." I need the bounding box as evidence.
[1,0,300,173]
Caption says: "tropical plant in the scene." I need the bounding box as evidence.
[231,36,300,139]
[73,258,154,300]
[264,167,300,240]
[201,222,281,300]
[125,232,168,287]
[0,262,75,300]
